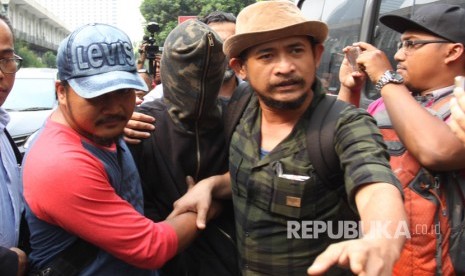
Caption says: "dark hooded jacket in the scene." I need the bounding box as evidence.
[129,20,238,275]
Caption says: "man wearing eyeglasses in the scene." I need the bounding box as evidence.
[339,3,465,276]
[0,14,27,276]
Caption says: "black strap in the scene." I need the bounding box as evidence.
[223,81,253,148]
[3,130,31,255]
[306,94,348,189]
[4,129,22,165]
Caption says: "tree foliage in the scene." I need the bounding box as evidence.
[14,40,56,68]
[139,0,258,45]
[15,40,44,68]
[42,51,57,68]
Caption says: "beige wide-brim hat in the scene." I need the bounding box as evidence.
[224,0,329,58]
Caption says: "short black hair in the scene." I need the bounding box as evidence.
[60,80,69,88]
[199,11,236,25]
[0,14,14,42]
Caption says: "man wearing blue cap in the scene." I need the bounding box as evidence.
[339,3,465,275]
[22,23,217,276]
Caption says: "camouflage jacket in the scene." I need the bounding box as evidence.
[129,19,238,276]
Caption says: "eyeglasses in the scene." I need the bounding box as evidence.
[397,40,451,55]
[0,54,23,74]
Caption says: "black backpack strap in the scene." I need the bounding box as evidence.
[4,129,22,165]
[3,131,31,255]
[223,81,253,147]
[306,94,348,189]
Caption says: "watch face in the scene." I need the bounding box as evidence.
[389,71,403,82]
[375,70,404,91]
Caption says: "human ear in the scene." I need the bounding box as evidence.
[230,58,247,80]
[444,43,464,65]
[55,81,67,104]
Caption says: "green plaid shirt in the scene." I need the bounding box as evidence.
[229,80,401,275]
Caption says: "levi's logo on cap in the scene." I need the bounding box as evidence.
[57,23,148,99]
[73,40,134,72]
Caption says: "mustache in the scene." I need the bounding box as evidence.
[95,114,128,126]
[270,77,305,88]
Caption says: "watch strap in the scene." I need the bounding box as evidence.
[375,70,403,91]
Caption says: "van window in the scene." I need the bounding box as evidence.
[298,0,367,94]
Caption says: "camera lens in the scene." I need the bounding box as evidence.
[147,22,160,33]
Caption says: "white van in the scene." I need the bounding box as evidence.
[3,67,58,153]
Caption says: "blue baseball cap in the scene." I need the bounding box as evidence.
[57,23,148,99]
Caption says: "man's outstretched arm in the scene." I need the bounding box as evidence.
[308,183,406,276]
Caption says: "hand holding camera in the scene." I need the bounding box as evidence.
[143,22,160,60]
[142,22,160,75]
[138,44,147,54]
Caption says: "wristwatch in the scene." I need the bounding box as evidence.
[375,70,404,91]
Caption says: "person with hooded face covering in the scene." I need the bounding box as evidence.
[128,19,238,276]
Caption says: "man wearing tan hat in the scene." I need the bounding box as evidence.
[170,1,407,275]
